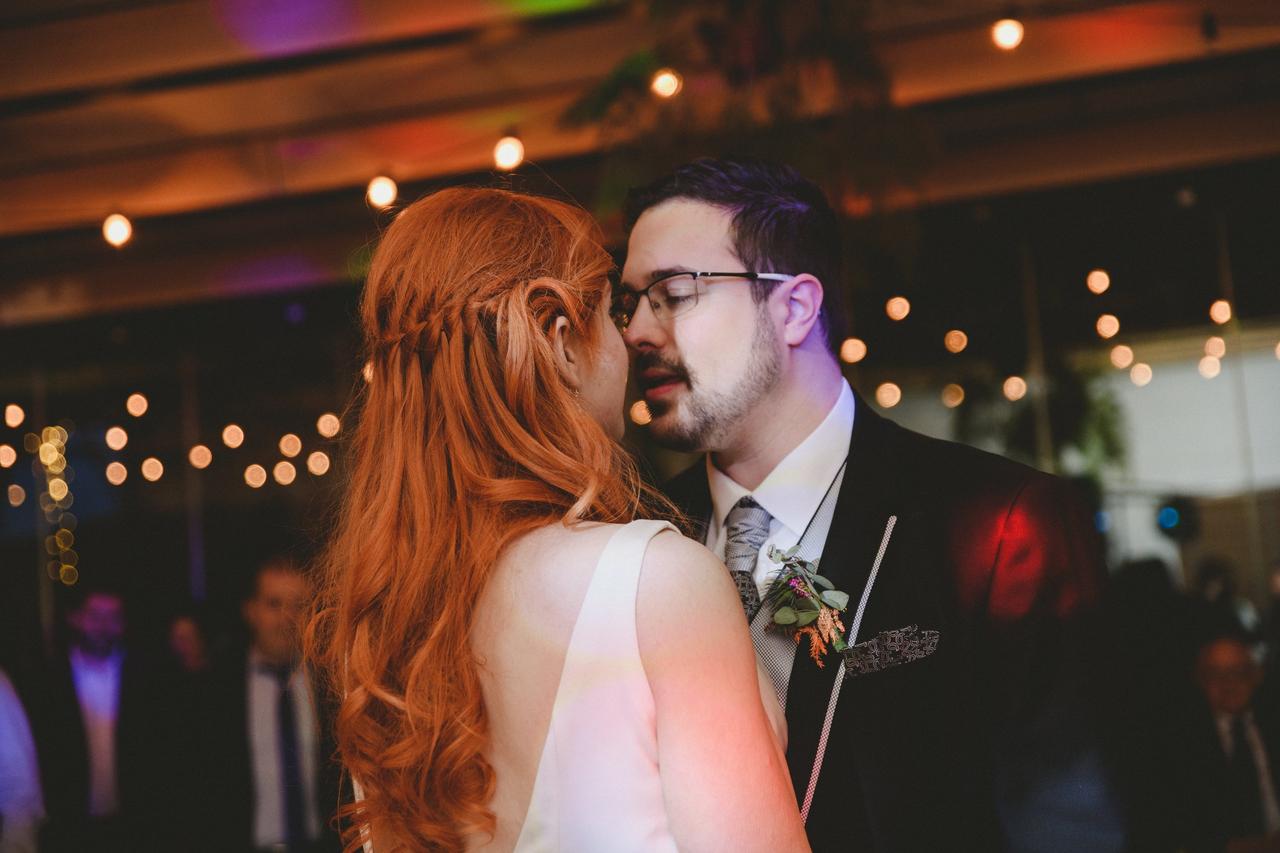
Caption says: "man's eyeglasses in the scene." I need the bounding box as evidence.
[610,271,794,331]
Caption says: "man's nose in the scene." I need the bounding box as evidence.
[622,297,666,351]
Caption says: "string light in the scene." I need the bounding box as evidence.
[222,424,244,449]
[1209,300,1232,324]
[244,464,267,489]
[306,451,331,476]
[1003,376,1027,401]
[273,461,296,485]
[629,400,652,426]
[279,434,302,458]
[992,18,1024,50]
[494,135,525,171]
[650,68,683,98]
[839,338,867,364]
[886,297,911,321]
[1130,363,1153,386]
[0,444,14,467]
[366,176,397,209]
[1198,356,1221,379]
[4,404,23,428]
[1110,345,1134,369]
[103,214,132,248]
[1205,336,1226,358]
[1096,314,1120,339]
[1086,269,1111,295]
[126,393,148,417]
[944,330,968,354]
[141,458,164,482]
[874,383,902,408]
[7,485,24,507]
[106,462,128,485]
[316,413,341,438]
[105,426,128,451]
[189,445,212,469]
[941,384,965,408]
[38,443,58,466]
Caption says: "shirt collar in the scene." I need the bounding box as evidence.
[707,379,855,537]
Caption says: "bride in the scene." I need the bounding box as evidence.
[309,187,808,852]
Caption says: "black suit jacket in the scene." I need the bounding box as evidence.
[195,652,343,853]
[664,392,1115,852]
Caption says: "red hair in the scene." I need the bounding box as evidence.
[308,187,672,850]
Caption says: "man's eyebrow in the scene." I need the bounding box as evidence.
[618,265,695,291]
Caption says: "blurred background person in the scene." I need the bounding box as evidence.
[200,557,339,853]
[1173,631,1280,853]
[0,667,43,853]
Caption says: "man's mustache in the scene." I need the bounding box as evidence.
[632,352,690,385]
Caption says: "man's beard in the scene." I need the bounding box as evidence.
[640,312,782,453]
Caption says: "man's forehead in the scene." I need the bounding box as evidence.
[624,198,739,279]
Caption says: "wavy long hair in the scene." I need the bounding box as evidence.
[308,187,672,851]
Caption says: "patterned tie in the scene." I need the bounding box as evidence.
[724,496,772,621]
[270,665,308,849]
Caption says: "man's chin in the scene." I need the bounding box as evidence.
[646,409,706,454]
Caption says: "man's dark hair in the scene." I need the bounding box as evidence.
[624,158,846,349]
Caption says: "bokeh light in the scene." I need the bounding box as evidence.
[244,464,267,489]
[941,384,965,408]
[1130,363,1153,386]
[991,18,1024,50]
[839,337,868,364]
[875,383,902,408]
[0,444,14,467]
[1096,314,1120,339]
[1205,336,1226,358]
[222,424,244,448]
[1198,356,1221,379]
[141,458,164,482]
[60,565,79,586]
[49,479,68,501]
[189,445,212,469]
[629,400,652,426]
[279,433,302,458]
[943,330,968,354]
[273,461,297,485]
[1209,299,1232,324]
[650,68,683,98]
[4,404,23,428]
[307,451,331,476]
[316,413,341,438]
[7,484,24,507]
[1086,269,1111,295]
[38,443,58,465]
[126,393,148,417]
[494,135,525,171]
[106,462,128,485]
[366,176,397,209]
[1003,376,1028,401]
[1110,345,1134,369]
[886,297,911,321]
[105,426,128,451]
[103,213,132,247]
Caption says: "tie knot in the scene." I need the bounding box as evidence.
[725,496,772,556]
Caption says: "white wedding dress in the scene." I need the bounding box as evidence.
[511,519,680,852]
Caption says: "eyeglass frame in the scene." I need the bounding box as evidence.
[609,270,795,331]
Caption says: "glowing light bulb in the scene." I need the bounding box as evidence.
[992,18,1024,50]
[1096,314,1120,339]
[126,393,148,417]
[1130,363,1153,386]
[886,297,911,321]
[0,445,14,467]
[941,384,965,408]
[839,338,867,364]
[307,451,331,476]
[1003,376,1028,401]
[4,404,23,428]
[103,214,132,247]
[316,413,341,438]
[1205,336,1226,358]
[106,462,127,485]
[1086,269,1111,295]
[875,383,902,408]
[105,426,128,451]
[366,176,397,209]
[1198,356,1221,379]
[141,457,163,482]
[273,460,296,485]
[494,135,525,171]
[222,424,244,449]
[244,464,267,489]
[1210,299,1232,324]
[279,434,302,458]
[189,445,212,469]
[944,330,968,354]
[8,484,25,507]
[650,68,683,98]
[1110,345,1134,369]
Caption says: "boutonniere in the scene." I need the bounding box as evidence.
[763,545,850,668]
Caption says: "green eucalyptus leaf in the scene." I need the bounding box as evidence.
[813,574,834,590]
[773,606,799,625]
[796,609,820,626]
[797,596,820,611]
[821,590,850,610]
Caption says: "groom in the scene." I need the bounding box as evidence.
[617,159,1122,852]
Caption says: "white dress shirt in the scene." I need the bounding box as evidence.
[706,379,856,597]
[69,647,123,818]
[247,650,322,847]
[1215,710,1280,833]
[0,669,44,853]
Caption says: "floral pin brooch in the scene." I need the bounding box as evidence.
[763,545,851,668]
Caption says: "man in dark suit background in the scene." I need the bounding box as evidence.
[616,158,1122,852]
[198,556,340,853]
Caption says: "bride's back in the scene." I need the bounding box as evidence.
[468,521,626,851]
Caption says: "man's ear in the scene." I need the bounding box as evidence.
[780,274,825,347]
[550,315,583,391]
